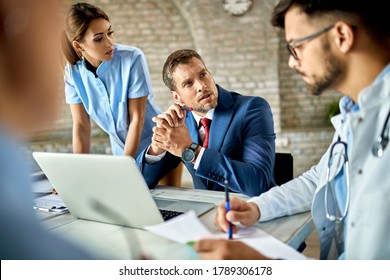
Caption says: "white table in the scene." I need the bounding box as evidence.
[34,181,312,260]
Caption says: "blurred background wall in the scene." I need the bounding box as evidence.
[24,0,341,186]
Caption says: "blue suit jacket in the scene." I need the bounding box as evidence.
[136,85,276,197]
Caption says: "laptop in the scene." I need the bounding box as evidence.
[32,152,214,229]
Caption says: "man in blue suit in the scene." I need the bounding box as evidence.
[136,49,275,197]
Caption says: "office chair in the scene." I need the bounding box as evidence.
[273,152,294,186]
[158,162,183,187]
[273,152,306,253]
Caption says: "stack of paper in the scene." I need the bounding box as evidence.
[144,210,307,260]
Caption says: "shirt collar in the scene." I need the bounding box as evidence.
[339,96,360,117]
[358,62,390,111]
[81,49,114,77]
[191,108,215,127]
[339,63,390,115]
[83,58,98,77]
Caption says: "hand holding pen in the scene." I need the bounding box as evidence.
[213,197,261,235]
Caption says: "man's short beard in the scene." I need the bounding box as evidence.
[193,102,217,113]
[308,43,343,96]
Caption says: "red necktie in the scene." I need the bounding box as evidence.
[200,118,211,148]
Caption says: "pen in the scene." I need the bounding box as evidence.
[180,105,193,111]
[224,180,233,240]
[33,206,51,212]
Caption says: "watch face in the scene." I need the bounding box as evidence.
[182,149,195,162]
[223,0,253,16]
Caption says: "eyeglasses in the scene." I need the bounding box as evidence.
[287,24,335,60]
[324,136,350,223]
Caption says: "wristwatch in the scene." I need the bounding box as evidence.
[181,142,199,163]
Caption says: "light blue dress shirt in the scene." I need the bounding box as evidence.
[334,96,359,259]
[64,43,161,156]
[335,64,390,259]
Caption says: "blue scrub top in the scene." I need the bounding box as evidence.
[64,43,161,156]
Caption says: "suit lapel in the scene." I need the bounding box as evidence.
[185,112,199,143]
[209,86,234,151]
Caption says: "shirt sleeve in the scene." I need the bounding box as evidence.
[64,64,82,104]
[248,148,328,221]
[127,49,153,99]
[144,145,167,164]
[193,147,205,170]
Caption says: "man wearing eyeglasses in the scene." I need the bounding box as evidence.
[195,0,390,260]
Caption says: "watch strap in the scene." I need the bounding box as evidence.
[188,142,199,151]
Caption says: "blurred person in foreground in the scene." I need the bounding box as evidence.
[195,0,390,260]
[0,0,88,259]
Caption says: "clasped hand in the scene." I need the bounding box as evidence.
[150,103,192,157]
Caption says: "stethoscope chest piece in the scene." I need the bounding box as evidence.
[372,136,388,158]
[372,110,390,158]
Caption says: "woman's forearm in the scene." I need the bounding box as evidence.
[123,97,147,157]
[72,123,91,153]
[123,116,144,157]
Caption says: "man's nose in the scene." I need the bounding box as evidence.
[288,55,299,69]
[195,80,206,92]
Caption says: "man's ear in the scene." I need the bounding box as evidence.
[333,21,355,54]
[171,90,184,106]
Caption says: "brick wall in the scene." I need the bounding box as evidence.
[26,0,337,185]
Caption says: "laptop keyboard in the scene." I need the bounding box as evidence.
[159,209,184,221]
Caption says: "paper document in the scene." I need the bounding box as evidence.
[33,194,68,213]
[144,210,307,260]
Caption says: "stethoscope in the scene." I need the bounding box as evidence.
[325,109,390,222]
[324,136,350,222]
[372,110,390,157]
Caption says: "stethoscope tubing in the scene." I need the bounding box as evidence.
[372,109,390,157]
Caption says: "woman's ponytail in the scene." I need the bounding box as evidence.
[61,30,81,65]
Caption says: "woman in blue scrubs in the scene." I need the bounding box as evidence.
[62,3,161,157]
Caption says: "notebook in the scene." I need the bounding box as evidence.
[32,152,214,228]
